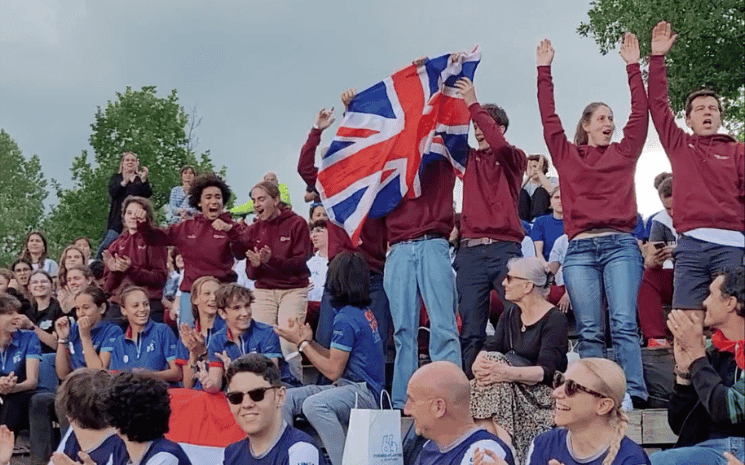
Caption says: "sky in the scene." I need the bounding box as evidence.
[1,0,675,221]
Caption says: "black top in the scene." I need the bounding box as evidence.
[106,173,152,233]
[494,305,568,385]
[32,298,65,353]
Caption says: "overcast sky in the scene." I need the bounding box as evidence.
[1,0,674,220]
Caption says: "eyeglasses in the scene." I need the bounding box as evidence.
[505,274,530,283]
[553,372,607,399]
[226,386,279,405]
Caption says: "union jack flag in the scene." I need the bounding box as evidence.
[316,46,481,244]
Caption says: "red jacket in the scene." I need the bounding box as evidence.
[537,63,648,240]
[461,103,527,243]
[648,55,745,234]
[236,209,312,289]
[138,213,240,292]
[104,230,168,303]
[298,128,388,272]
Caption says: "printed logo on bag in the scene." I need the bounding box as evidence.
[373,434,402,461]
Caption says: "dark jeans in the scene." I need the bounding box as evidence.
[94,228,120,260]
[454,241,522,378]
[30,391,69,464]
[0,390,35,431]
[519,186,551,223]
[316,271,391,350]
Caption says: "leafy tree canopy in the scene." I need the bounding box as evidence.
[578,0,745,139]
[0,130,48,267]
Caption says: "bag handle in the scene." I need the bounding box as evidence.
[380,390,393,409]
[354,392,359,409]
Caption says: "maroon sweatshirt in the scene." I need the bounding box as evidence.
[648,55,745,234]
[137,213,240,292]
[298,128,388,272]
[537,63,648,240]
[104,230,168,303]
[235,208,312,289]
[461,103,527,243]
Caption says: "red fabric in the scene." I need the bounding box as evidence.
[637,268,674,340]
[166,388,245,447]
[236,209,312,289]
[537,64,648,240]
[297,128,388,272]
[547,285,566,306]
[711,330,745,370]
[104,231,168,302]
[648,55,745,234]
[460,104,526,243]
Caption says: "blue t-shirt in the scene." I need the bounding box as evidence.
[521,220,532,236]
[138,437,191,465]
[55,427,128,465]
[634,212,646,241]
[330,305,385,398]
[174,317,226,390]
[223,423,323,465]
[526,428,650,465]
[67,321,123,370]
[530,214,565,260]
[416,428,514,465]
[642,211,660,242]
[0,330,41,382]
[109,321,177,372]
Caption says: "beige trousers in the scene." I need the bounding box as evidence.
[251,287,309,357]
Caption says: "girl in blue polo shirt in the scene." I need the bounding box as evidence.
[0,293,41,432]
[54,285,124,379]
[109,286,181,383]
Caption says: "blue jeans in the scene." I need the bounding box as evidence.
[95,229,120,260]
[283,380,377,465]
[384,238,461,408]
[563,233,648,399]
[651,437,745,465]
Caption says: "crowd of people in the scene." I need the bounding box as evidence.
[0,21,743,465]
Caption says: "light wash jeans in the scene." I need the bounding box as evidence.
[384,237,461,408]
[282,380,377,465]
[95,228,120,260]
[178,291,193,327]
[651,437,745,465]
[563,233,648,399]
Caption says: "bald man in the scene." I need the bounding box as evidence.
[404,362,515,465]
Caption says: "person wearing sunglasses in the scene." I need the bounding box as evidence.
[524,358,650,465]
[469,257,568,464]
[274,252,385,465]
[222,354,323,465]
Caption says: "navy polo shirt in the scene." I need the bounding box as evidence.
[526,428,649,465]
[137,437,191,465]
[109,320,177,372]
[0,330,41,382]
[416,428,514,465]
[55,428,128,465]
[330,305,385,399]
[208,321,283,367]
[223,423,322,464]
[66,321,123,370]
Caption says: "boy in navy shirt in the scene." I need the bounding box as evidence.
[104,372,191,465]
[222,354,322,464]
[50,368,128,465]
[201,284,291,392]
[275,252,385,465]
[530,187,565,263]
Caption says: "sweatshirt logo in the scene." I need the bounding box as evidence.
[187,234,196,239]
[138,245,146,250]
[214,234,226,239]
[280,236,291,242]
[713,154,729,160]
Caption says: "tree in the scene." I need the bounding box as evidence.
[0,130,48,266]
[578,0,745,139]
[44,86,220,258]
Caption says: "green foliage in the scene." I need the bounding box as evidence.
[578,0,745,139]
[0,130,48,267]
[44,86,220,258]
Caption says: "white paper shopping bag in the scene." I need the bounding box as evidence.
[342,391,404,465]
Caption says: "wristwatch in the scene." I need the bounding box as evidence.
[298,340,310,353]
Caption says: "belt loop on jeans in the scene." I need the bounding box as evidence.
[402,233,446,243]
[460,237,499,248]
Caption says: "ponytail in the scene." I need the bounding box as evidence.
[602,407,629,465]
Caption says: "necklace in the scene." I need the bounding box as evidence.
[521,324,527,332]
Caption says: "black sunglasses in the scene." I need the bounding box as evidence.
[553,372,607,399]
[226,386,279,405]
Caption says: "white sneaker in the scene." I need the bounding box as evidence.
[621,392,634,411]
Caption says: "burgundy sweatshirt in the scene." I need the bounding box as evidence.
[461,103,527,243]
[537,63,648,240]
[138,213,239,292]
[235,208,312,289]
[104,230,168,303]
[298,128,388,272]
[648,55,745,234]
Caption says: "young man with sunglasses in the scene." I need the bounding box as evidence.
[223,354,322,465]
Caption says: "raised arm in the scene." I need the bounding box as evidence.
[298,108,335,186]
[648,21,686,153]
[536,39,572,168]
[617,33,649,159]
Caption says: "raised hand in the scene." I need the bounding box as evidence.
[258,245,272,264]
[340,88,356,111]
[536,39,555,66]
[78,316,93,339]
[138,166,149,181]
[411,56,428,67]
[473,447,507,465]
[211,218,233,232]
[651,21,678,56]
[214,351,232,368]
[246,248,261,268]
[315,107,336,130]
[54,316,70,341]
[454,77,477,106]
[620,32,640,64]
